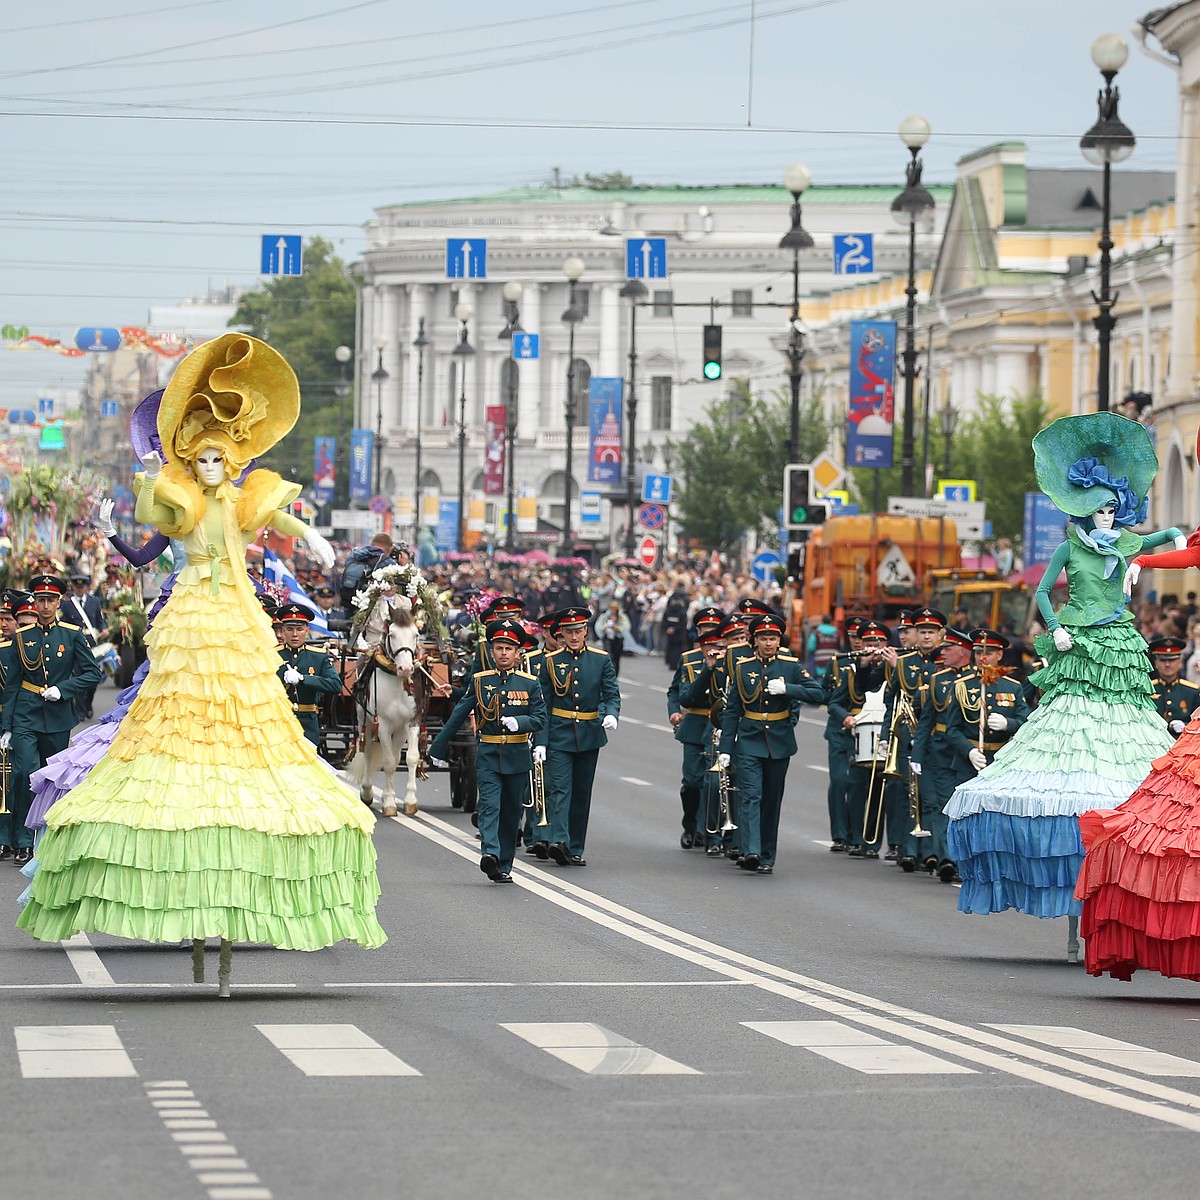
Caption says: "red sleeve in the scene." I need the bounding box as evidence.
[1133,539,1200,571]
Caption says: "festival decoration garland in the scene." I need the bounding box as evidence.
[351,563,447,645]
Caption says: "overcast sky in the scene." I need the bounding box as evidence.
[0,0,1183,407]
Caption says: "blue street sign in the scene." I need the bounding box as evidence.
[8,410,35,425]
[435,500,460,552]
[638,502,665,531]
[626,238,668,279]
[641,473,672,504]
[1024,492,1066,565]
[446,237,487,279]
[260,234,303,276]
[751,550,783,584]
[579,491,602,524]
[833,234,874,274]
[100,400,119,418]
[37,397,53,415]
[512,332,539,361]
[74,327,122,352]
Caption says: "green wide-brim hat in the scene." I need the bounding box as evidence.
[1032,412,1157,519]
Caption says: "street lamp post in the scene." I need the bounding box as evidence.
[333,344,352,509]
[451,301,475,553]
[620,277,648,557]
[1080,33,1136,412]
[891,115,935,498]
[560,255,585,558]
[779,163,813,464]
[940,400,958,479]
[411,318,429,539]
[370,335,388,498]
[498,281,523,552]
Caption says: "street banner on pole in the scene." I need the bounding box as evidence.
[846,320,896,469]
[483,405,506,496]
[587,377,624,485]
[349,429,373,501]
[1024,492,1067,564]
[313,436,336,503]
[435,500,459,551]
[517,493,537,534]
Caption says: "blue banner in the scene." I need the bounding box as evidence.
[846,320,896,469]
[349,429,373,502]
[1024,492,1067,565]
[586,377,624,485]
[435,500,460,552]
[313,436,336,503]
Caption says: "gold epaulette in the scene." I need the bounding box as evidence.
[587,646,608,655]
[474,669,498,679]
[57,621,81,631]
[514,670,536,681]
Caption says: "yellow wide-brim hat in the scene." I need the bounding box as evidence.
[157,333,299,472]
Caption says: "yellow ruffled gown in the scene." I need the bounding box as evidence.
[17,466,386,950]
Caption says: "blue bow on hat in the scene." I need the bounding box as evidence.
[1066,457,1147,527]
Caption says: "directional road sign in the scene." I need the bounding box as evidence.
[579,490,602,524]
[937,478,977,502]
[751,550,783,584]
[638,502,665,531]
[637,535,659,568]
[809,451,845,498]
[887,496,986,541]
[512,332,539,360]
[641,473,672,504]
[261,235,303,276]
[368,494,390,515]
[446,237,487,279]
[833,234,874,274]
[37,397,53,415]
[626,238,668,279]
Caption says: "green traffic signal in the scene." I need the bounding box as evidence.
[791,505,808,523]
[703,361,722,380]
[702,324,722,380]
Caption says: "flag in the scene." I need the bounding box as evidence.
[262,547,329,636]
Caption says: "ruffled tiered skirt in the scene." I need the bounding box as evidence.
[16,576,385,951]
[946,623,1171,918]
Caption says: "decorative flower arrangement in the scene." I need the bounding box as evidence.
[5,466,105,559]
[352,562,447,644]
[260,580,291,607]
[106,587,148,646]
[464,589,500,621]
[441,552,473,564]
[552,556,589,569]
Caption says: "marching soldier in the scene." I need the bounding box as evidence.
[717,612,825,874]
[1147,635,1197,738]
[676,624,729,854]
[0,575,103,866]
[839,621,890,858]
[821,615,866,852]
[276,602,342,747]
[429,618,547,883]
[896,609,917,651]
[536,607,621,867]
[456,595,527,700]
[0,596,14,860]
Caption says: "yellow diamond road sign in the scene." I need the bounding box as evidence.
[810,453,845,499]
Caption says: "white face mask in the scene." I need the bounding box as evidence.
[1093,505,1117,531]
[194,449,227,487]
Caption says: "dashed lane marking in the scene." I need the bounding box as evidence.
[61,932,116,986]
[620,777,652,787]
[15,1025,137,1078]
[806,764,830,773]
[503,1022,700,1075]
[256,1024,421,1077]
[988,1026,1200,1077]
[745,1020,976,1075]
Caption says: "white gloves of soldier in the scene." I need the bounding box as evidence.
[97,497,117,537]
[500,716,519,733]
[717,753,731,770]
[140,450,163,479]
[533,746,547,765]
[0,732,10,752]
[1175,535,1188,551]
[428,755,449,769]
[1122,562,1141,596]
[766,677,787,695]
[41,686,61,702]
[304,527,336,572]
[986,711,1008,733]
[969,748,987,772]
[602,715,618,731]
[1170,719,1187,734]
[283,667,302,686]
[910,761,922,776]
[1052,628,1074,653]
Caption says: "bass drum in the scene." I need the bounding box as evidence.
[853,720,882,767]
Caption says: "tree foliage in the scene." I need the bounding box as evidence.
[229,237,356,487]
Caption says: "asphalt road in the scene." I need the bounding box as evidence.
[3,655,1200,1200]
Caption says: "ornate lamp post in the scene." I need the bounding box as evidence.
[620,277,648,557]
[333,344,352,509]
[370,335,388,498]
[498,281,523,552]
[451,301,475,552]
[411,318,429,538]
[779,163,813,465]
[560,255,585,558]
[939,400,958,479]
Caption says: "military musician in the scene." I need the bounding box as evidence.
[676,622,731,855]
[836,621,890,858]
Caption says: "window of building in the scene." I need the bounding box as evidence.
[569,358,591,425]
[731,288,753,317]
[651,376,673,430]
[652,290,674,317]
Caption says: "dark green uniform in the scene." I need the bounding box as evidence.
[277,643,342,746]
[536,646,621,861]
[0,638,12,852]
[668,647,715,844]
[883,649,939,860]
[520,645,547,848]
[1151,674,1198,739]
[943,671,1030,778]
[0,620,102,851]
[430,667,547,875]
[911,664,972,870]
[829,657,887,851]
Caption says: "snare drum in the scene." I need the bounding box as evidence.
[853,720,882,767]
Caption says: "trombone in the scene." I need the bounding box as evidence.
[525,756,549,827]
[704,727,738,837]
[864,690,918,845]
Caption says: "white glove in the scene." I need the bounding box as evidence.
[1170,719,1186,734]
[140,450,163,479]
[427,755,449,769]
[533,746,546,764]
[910,761,922,776]
[303,526,336,572]
[1175,535,1188,551]
[717,753,731,770]
[602,714,618,731]
[0,732,11,752]
[283,667,303,686]
[1052,628,1073,653]
[500,716,519,732]
[969,748,987,772]
[41,686,61,702]
[987,711,1008,732]
[97,498,117,537]
[766,677,787,695]
[1122,562,1141,596]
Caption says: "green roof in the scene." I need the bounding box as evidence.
[383,183,955,209]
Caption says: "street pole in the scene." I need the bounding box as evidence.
[412,318,428,539]
[561,256,585,559]
[779,163,813,465]
[370,338,388,499]
[499,281,523,553]
[333,345,352,510]
[620,278,647,557]
[451,301,475,553]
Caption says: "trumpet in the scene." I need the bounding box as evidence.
[526,757,549,827]
[0,746,8,816]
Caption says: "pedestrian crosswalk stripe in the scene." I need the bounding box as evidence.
[743,1021,976,1075]
[502,1022,700,1075]
[987,1026,1200,1077]
[256,1024,421,1077]
[15,1025,137,1078]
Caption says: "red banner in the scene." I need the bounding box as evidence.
[483,405,506,496]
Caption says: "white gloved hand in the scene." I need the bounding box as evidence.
[987,711,1008,733]
[717,753,731,770]
[766,677,787,695]
[1052,628,1073,653]
[97,497,117,537]
[602,714,618,731]
[1175,535,1189,551]
[969,748,987,772]
[910,761,922,776]
[500,716,519,732]
[41,686,61,702]
[140,450,163,479]
[1122,562,1141,596]
[304,526,336,572]
[283,667,303,686]
[0,732,10,752]
[427,755,449,769]
[533,746,546,765]
[1170,719,1187,735]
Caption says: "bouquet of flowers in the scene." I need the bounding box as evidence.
[106,587,148,647]
[352,562,447,644]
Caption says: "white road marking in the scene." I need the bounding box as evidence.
[988,1026,1200,1077]
[15,1025,137,1078]
[745,1020,975,1075]
[325,979,749,989]
[503,1022,700,1075]
[619,679,669,695]
[806,764,830,774]
[60,932,115,986]
[256,1024,421,1077]
[811,840,833,848]
[620,777,652,787]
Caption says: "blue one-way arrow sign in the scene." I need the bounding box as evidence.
[626,238,668,279]
[512,332,539,361]
[447,237,487,279]
[833,234,874,274]
[261,234,303,276]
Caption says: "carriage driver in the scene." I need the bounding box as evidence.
[428,618,547,883]
[276,602,342,747]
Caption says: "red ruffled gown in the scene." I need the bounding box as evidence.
[1076,536,1200,981]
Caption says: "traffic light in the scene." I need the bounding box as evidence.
[702,324,722,380]
[783,465,828,530]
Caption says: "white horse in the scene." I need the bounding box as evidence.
[348,601,424,817]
